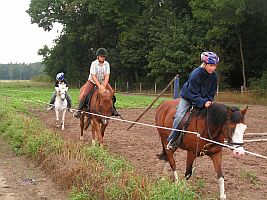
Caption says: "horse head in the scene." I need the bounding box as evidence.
[56,84,67,101]
[206,103,248,157]
[224,106,248,157]
[97,89,114,125]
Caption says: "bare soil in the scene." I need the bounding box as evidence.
[0,139,67,200]
[32,104,267,200]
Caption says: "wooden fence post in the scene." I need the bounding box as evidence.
[127,74,179,130]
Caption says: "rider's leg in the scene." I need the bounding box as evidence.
[73,81,94,119]
[167,98,191,149]
[111,95,120,116]
[106,83,120,116]
[66,92,72,109]
[47,92,56,110]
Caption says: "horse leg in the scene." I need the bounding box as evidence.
[55,110,60,128]
[91,122,96,145]
[100,124,107,138]
[210,151,226,200]
[159,132,179,180]
[80,112,85,141]
[185,151,196,180]
[92,118,104,146]
[61,109,66,130]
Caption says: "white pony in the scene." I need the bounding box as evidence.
[54,83,68,130]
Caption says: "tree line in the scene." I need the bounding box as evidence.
[0,63,45,80]
[27,0,267,90]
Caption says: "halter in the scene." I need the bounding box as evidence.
[205,107,245,148]
[224,122,244,147]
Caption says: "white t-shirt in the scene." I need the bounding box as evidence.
[88,59,110,84]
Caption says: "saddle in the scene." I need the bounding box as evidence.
[84,86,97,112]
[172,106,195,148]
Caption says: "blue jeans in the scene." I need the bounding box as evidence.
[167,97,191,142]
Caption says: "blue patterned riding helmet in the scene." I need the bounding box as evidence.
[201,52,219,64]
[56,72,64,81]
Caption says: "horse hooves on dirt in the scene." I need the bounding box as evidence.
[157,153,167,161]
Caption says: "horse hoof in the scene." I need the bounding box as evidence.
[220,194,226,200]
[80,136,84,141]
[62,127,65,130]
[92,140,96,145]
[185,173,191,180]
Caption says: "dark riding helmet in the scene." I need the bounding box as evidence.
[96,48,108,57]
[201,51,219,64]
[56,72,64,81]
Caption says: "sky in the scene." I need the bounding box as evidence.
[0,0,62,64]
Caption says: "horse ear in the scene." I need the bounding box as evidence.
[241,106,248,116]
[227,107,233,118]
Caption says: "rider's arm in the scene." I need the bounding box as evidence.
[92,75,101,88]
[102,74,110,88]
[102,62,110,88]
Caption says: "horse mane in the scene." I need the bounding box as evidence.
[197,103,242,126]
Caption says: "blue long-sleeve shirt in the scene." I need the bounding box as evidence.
[180,66,218,108]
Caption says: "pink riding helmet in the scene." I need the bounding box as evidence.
[201,52,219,64]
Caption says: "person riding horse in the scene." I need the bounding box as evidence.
[73,48,119,120]
[47,72,72,111]
[167,51,219,150]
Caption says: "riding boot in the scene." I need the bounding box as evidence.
[111,96,120,116]
[111,105,120,117]
[47,95,56,110]
[73,101,84,119]
[167,131,182,150]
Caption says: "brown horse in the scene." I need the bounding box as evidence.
[155,99,248,200]
[79,88,114,146]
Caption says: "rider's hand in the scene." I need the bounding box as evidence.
[99,84,106,94]
[205,101,212,108]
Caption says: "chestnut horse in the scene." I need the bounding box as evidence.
[155,99,248,200]
[79,88,114,146]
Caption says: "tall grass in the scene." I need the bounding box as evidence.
[215,90,267,105]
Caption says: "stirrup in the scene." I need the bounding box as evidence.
[166,141,175,150]
[111,108,120,117]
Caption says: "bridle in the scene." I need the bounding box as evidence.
[57,89,66,102]
[205,108,245,148]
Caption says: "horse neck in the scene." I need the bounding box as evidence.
[91,92,112,115]
[191,108,226,141]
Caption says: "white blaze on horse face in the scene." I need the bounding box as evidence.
[232,123,247,157]
[60,92,66,101]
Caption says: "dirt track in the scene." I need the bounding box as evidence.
[0,139,67,200]
[33,104,267,200]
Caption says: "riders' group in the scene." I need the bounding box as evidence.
[47,48,119,120]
